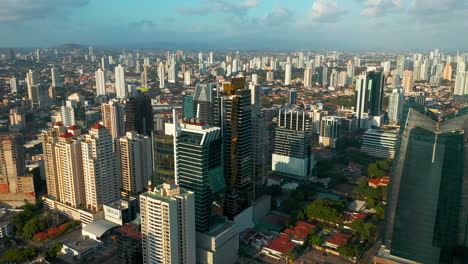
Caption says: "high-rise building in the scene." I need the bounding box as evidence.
[26,70,38,100]
[184,70,191,85]
[354,71,384,128]
[81,122,120,211]
[0,133,34,195]
[158,62,166,88]
[443,64,452,80]
[51,66,61,87]
[329,69,339,89]
[361,128,398,159]
[346,62,355,84]
[115,64,127,98]
[272,110,314,178]
[382,61,391,74]
[220,77,253,218]
[319,116,342,148]
[388,88,404,124]
[125,94,153,136]
[402,69,414,94]
[251,74,258,85]
[141,66,148,88]
[116,223,142,264]
[175,120,222,231]
[152,130,175,184]
[378,105,468,264]
[284,63,292,85]
[140,183,196,264]
[321,65,328,87]
[102,99,126,139]
[266,71,274,82]
[209,51,214,64]
[9,108,26,130]
[30,84,52,109]
[304,67,313,88]
[454,71,468,95]
[119,131,152,195]
[95,69,106,96]
[101,57,109,70]
[10,77,18,94]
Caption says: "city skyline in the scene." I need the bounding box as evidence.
[0,0,467,50]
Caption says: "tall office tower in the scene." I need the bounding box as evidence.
[95,69,106,96]
[289,89,297,105]
[140,183,196,264]
[382,61,391,73]
[321,65,328,87]
[443,63,452,80]
[346,61,355,84]
[250,83,268,183]
[232,59,238,73]
[35,49,40,61]
[396,55,405,76]
[420,59,431,81]
[108,55,114,65]
[361,128,398,159]
[272,110,313,178]
[319,116,343,148]
[158,62,166,88]
[10,77,18,94]
[175,121,222,231]
[251,73,258,85]
[457,61,466,73]
[115,64,127,98]
[298,52,305,68]
[118,131,152,195]
[125,94,153,136]
[378,106,468,264]
[354,57,362,67]
[198,52,203,62]
[209,51,214,64]
[266,71,274,82]
[454,71,468,95]
[354,71,384,128]
[51,67,61,87]
[220,78,254,218]
[81,123,120,211]
[88,46,93,57]
[304,67,313,88]
[140,66,148,88]
[0,133,30,194]
[402,69,414,94]
[136,61,141,74]
[183,83,218,125]
[26,70,38,100]
[388,88,404,124]
[183,71,191,85]
[152,130,175,184]
[338,71,347,87]
[30,85,52,109]
[284,63,292,85]
[61,99,86,128]
[102,99,126,139]
[412,60,422,81]
[329,69,339,89]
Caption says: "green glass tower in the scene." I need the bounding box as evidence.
[379,104,468,264]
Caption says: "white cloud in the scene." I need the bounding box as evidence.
[309,0,348,22]
[262,3,295,26]
[361,0,404,16]
[178,0,260,17]
[0,0,89,22]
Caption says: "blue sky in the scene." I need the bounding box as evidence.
[0,0,467,50]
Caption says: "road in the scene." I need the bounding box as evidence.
[294,249,353,264]
[358,240,380,264]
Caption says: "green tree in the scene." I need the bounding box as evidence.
[21,218,46,240]
[309,235,325,246]
[367,163,385,178]
[304,199,345,223]
[349,219,377,240]
[0,247,37,262]
[337,244,360,258]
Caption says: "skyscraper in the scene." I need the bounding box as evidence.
[272,110,314,178]
[51,66,61,87]
[402,69,414,94]
[158,62,166,88]
[118,131,152,195]
[220,77,254,218]
[319,116,342,148]
[304,67,313,88]
[10,77,18,94]
[124,94,153,136]
[346,61,355,84]
[26,70,38,100]
[115,64,127,98]
[81,122,120,211]
[184,70,191,85]
[454,71,468,95]
[354,71,384,128]
[388,88,404,124]
[102,99,126,139]
[140,183,196,264]
[378,105,468,264]
[141,66,148,88]
[175,120,222,231]
[95,69,106,96]
[284,63,292,85]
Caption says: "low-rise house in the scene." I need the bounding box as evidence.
[283,221,316,245]
[262,233,296,259]
[368,177,390,188]
[324,232,352,249]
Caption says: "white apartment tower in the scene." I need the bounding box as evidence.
[51,66,61,87]
[95,69,106,96]
[140,183,196,264]
[115,64,127,98]
[285,63,292,85]
[118,132,152,194]
[81,122,120,211]
[101,99,126,139]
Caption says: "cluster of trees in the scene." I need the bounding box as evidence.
[304,198,346,224]
[337,243,361,259]
[260,95,288,108]
[367,159,393,178]
[11,202,46,240]
[280,183,317,215]
[0,247,38,262]
[326,96,355,108]
[42,242,63,262]
[349,219,377,241]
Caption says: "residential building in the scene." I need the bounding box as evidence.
[140,183,196,264]
[124,94,153,136]
[51,66,61,87]
[95,69,106,96]
[116,223,142,264]
[102,99,126,139]
[388,88,404,124]
[402,69,414,94]
[115,64,127,98]
[319,116,343,148]
[118,132,152,195]
[284,63,291,85]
